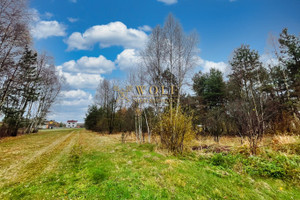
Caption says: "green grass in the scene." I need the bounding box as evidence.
[0,129,299,199]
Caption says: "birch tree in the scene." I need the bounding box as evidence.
[140,14,198,147]
[94,79,118,134]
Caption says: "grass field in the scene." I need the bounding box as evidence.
[0,129,299,199]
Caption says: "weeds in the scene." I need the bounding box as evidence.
[0,129,299,199]
[90,167,108,184]
[69,145,82,169]
[210,153,238,168]
[208,151,300,182]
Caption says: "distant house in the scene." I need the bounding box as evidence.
[38,120,60,129]
[66,120,78,128]
[48,120,60,129]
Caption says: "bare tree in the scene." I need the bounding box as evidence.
[140,13,199,145]
[162,14,199,113]
[0,0,31,110]
[140,25,166,116]
[127,66,148,143]
[94,79,118,134]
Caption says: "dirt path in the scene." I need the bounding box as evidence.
[0,128,122,189]
[0,129,120,188]
[0,129,78,186]
[42,130,80,173]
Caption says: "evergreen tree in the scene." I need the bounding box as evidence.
[193,68,226,108]
[278,28,300,112]
[192,68,226,142]
[2,47,38,136]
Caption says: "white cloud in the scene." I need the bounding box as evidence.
[60,55,115,74]
[50,89,93,123]
[260,54,279,67]
[115,49,140,70]
[60,89,90,99]
[65,21,148,51]
[31,20,66,39]
[63,72,102,89]
[229,0,237,2]
[61,96,92,106]
[115,49,229,76]
[59,89,92,108]
[50,69,99,122]
[157,0,178,5]
[56,53,115,91]
[138,25,152,32]
[68,17,79,23]
[57,66,103,89]
[196,57,228,74]
[61,97,91,106]
[69,0,77,3]
[29,8,66,39]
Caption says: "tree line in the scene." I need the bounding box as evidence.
[191,32,300,154]
[0,0,62,137]
[85,14,198,153]
[85,14,299,154]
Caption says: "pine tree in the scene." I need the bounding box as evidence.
[2,46,38,136]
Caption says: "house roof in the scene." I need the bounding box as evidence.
[67,120,78,123]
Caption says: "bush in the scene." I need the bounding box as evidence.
[207,152,300,181]
[154,106,194,153]
[243,156,286,178]
[210,153,238,168]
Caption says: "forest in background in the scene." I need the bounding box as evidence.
[85,14,300,155]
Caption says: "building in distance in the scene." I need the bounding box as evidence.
[66,120,78,128]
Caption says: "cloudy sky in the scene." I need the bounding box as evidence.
[29,0,300,123]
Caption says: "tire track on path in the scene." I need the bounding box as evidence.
[42,129,80,173]
[0,130,75,186]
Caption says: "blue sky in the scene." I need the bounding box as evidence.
[28,0,300,123]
